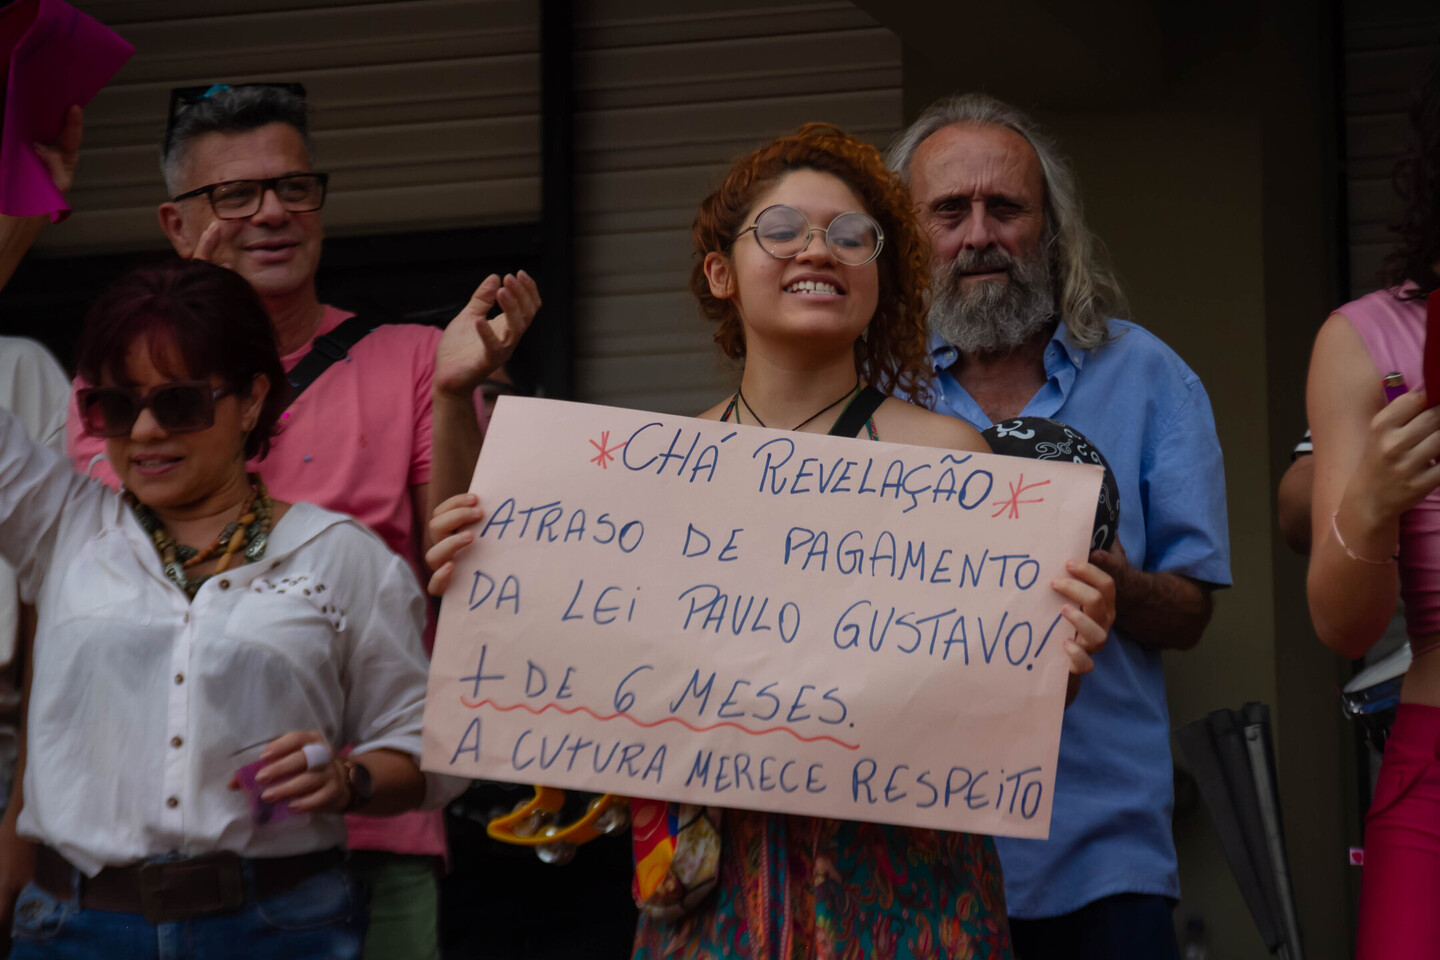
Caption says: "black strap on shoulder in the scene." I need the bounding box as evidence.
[284,315,378,407]
[828,385,887,438]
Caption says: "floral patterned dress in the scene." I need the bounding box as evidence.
[631,808,1012,959]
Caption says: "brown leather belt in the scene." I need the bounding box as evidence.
[34,845,345,924]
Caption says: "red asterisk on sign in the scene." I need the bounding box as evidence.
[991,474,1050,519]
[589,430,626,469]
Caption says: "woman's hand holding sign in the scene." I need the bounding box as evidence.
[428,488,1114,704]
[427,492,485,596]
[1052,558,1115,705]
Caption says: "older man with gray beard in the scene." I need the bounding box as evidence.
[888,94,1232,960]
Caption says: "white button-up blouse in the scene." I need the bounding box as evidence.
[0,411,450,876]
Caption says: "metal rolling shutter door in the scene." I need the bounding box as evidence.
[52,0,899,413]
[44,0,542,257]
[573,1,902,413]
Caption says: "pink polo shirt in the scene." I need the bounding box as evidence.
[67,305,447,859]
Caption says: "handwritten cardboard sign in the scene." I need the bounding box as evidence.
[421,397,1102,839]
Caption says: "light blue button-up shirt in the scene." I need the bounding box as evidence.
[926,318,1231,918]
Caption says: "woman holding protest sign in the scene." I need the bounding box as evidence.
[0,259,462,959]
[427,124,1114,960]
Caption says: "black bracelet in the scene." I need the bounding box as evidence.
[341,759,375,812]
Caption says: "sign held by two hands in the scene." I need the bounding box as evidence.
[422,397,1100,839]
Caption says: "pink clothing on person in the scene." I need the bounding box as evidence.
[1339,286,1440,638]
[1356,703,1440,960]
[66,304,447,859]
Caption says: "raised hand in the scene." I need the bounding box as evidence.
[34,105,82,196]
[434,271,540,398]
[0,106,84,289]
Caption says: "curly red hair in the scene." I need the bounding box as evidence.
[690,123,933,402]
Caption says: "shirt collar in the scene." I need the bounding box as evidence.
[928,319,1086,426]
[928,319,1086,374]
[112,500,352,594]
[1047,319,1087,372]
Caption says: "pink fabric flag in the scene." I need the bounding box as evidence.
[0,0,133,221]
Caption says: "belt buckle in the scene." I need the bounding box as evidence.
[138,854,245,924]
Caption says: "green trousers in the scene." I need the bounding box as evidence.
[351,852,440,960]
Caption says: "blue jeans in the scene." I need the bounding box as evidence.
[9,865,366,960]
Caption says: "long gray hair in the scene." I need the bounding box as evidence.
[886,94,1125,350]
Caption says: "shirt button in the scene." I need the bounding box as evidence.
[166,796,179,808]
[170,736,183,748]
[183,612,190,624]
[218,580,230,590]
[174,673,184,685]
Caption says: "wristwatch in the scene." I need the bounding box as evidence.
[342,759,374,812]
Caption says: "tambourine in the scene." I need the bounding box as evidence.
[981,416,1120,552]
[482,786,631,864]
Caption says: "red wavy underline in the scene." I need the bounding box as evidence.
[458,696,860,751]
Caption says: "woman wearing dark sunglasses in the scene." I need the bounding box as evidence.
[1,259,460,959]
[427,125,1115,960]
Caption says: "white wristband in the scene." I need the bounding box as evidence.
[302,742,332,770]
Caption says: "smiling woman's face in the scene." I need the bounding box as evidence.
[705,168,881,354]
[103,334,260,514]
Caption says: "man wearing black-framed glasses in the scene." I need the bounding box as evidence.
[156,84,329,339]
[65,82,539,960]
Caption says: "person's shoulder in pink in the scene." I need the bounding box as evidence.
[265,306,443,580]
[1333,284,1426,396]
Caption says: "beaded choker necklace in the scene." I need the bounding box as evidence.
[124,473,275,599]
